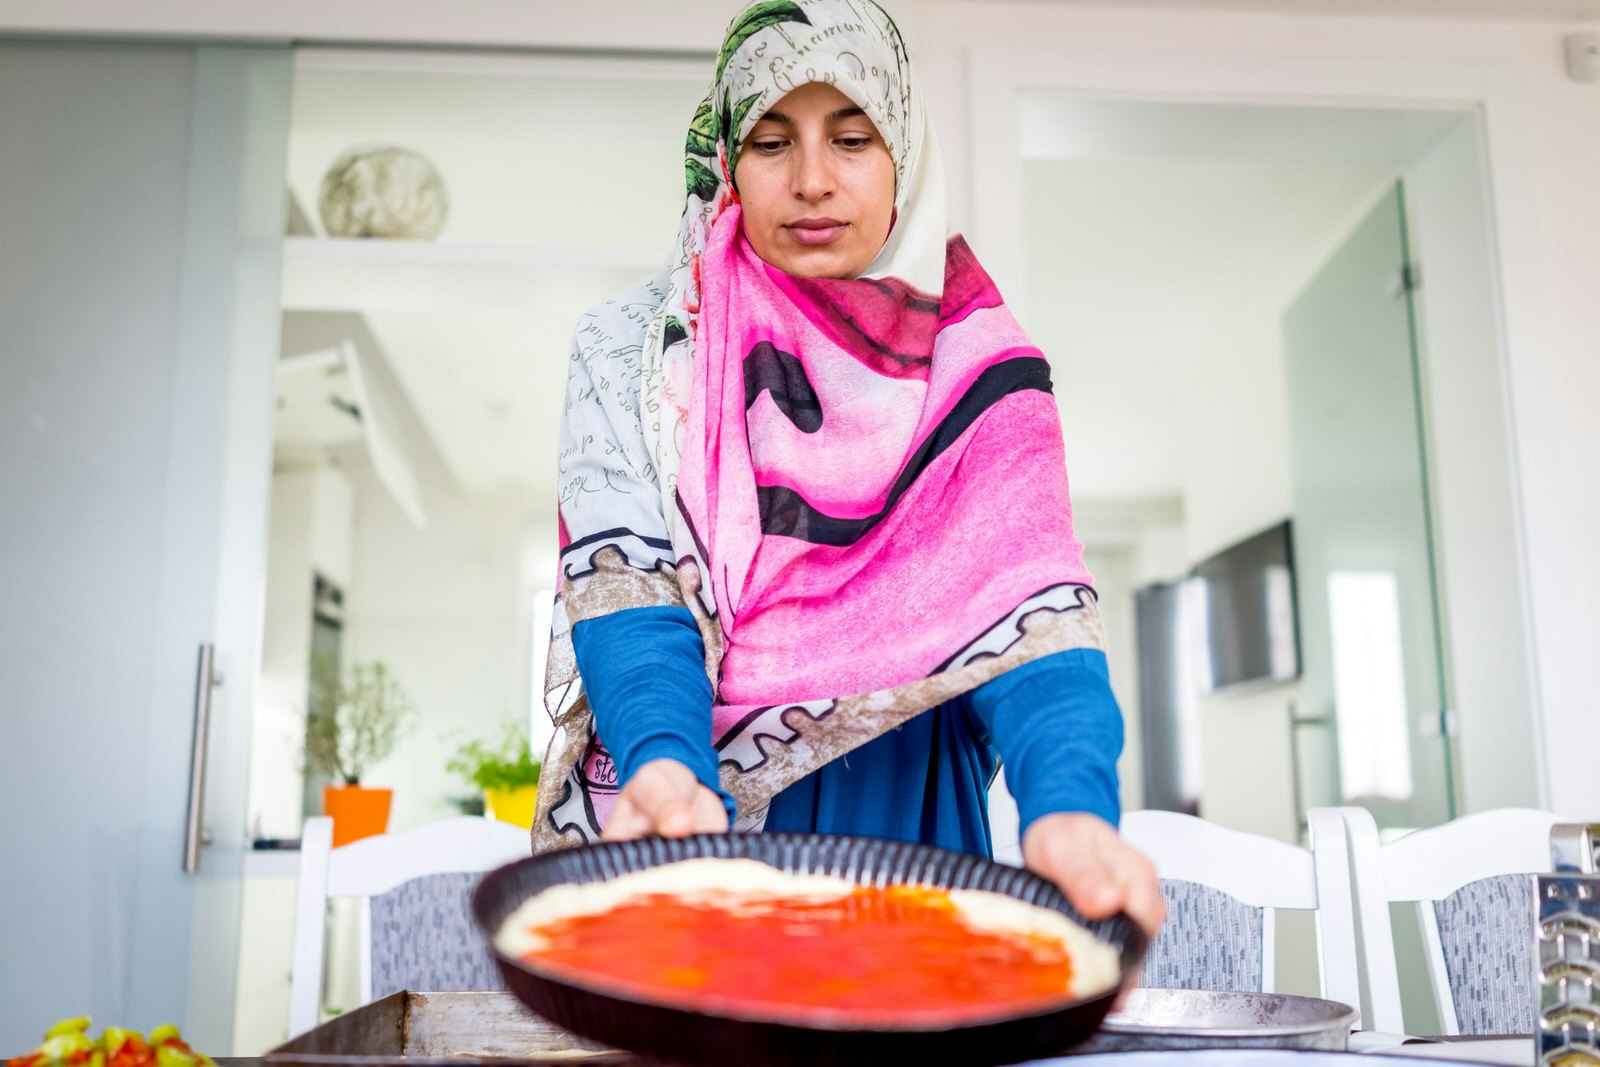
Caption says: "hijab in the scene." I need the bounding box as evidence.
[534,0,1104,850]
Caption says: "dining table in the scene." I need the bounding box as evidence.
[241,989,1550,1067]
[218,1042,1541,1067]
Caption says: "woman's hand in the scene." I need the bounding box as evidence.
[1023,812,1164,1006]
[1022,812,1165,940]
[602,757,730,841]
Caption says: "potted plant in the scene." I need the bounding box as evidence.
[304,659,416,847]
[446,718,541,829]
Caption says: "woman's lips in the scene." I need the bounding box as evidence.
[785,218,849,246]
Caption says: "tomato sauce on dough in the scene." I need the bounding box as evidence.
[516,884,1077,1022]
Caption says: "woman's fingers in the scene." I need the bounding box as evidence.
[1034,827,1122,917]
[604,758,728,839]
[659,796,697,837]
[618,759,694,835]
[1022,813,1164,1008]
[601,794,653,841]
[1022,812,1166,939]
[691,782,731,834]
[1119,849,1167,937]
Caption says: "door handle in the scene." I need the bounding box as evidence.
[183,642,220,874]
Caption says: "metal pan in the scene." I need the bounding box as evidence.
[264,991,634,1066]
[1034,1053,1487,1066]
[471,833,1148,1067]
[1070,989,1360,1054]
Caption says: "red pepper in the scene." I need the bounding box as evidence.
[107,1037,152,1067]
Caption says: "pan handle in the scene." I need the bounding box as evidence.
[183,642,219,874]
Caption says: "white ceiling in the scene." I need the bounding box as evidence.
[975,0,1600,19]
[1019,96,1465,165]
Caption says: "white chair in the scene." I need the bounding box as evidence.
[1118,808,1362,1016]
[1343,806,1567,1036]
[289,815,532,1037]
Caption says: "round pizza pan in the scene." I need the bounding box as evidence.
[471,832,1148,1067]
[1072,989,1360,1053]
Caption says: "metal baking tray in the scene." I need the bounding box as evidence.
[264,991,635,1067]
[1068,989,1359,1054]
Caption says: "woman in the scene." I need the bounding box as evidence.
[537,0,1163,938]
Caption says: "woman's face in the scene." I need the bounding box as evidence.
[733,82,895,279]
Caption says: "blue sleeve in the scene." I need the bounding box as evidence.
[969,647,1124,833]
[570,604,736,819]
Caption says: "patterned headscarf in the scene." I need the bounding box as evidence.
[535,0,1103,851]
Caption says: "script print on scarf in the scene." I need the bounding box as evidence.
[534,0,1104,851]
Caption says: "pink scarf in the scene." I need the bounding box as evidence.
[580,207,1103,832]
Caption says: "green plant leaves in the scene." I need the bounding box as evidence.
[685,157,720,201]
[303,659,417,786]
[664,316,688,347]
[715,1,811,85]
[686,96,717,159]
[446,718,541,792]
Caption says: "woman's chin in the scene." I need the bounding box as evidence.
[767,245,870,280]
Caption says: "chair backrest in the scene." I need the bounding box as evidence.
[1119,808,1360,1016]
[1343,806,1565,1036]
[289,815,532,1037]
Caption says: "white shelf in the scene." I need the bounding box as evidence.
[282,236,660,271]
[280,236,660,315]
[243,848,303,879]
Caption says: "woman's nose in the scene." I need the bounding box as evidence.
[791,145,835,201]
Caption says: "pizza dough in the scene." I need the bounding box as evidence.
[496,857,1121,1003]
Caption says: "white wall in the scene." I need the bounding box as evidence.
[339,453,557,831]
[231,877,298,1054]
[1080,544,1144,814]
[0,0,740,51]
[1179,306,1304,837]
[248,465,352,840]
[1178,301,1298,565]
[1408,118,1543,814]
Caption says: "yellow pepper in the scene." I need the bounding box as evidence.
[43,1021,90,1041]
[14,1019,209,1067]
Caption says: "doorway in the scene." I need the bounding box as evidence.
[980,87,1537,848]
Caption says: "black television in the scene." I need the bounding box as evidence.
[1193,519,1301,693]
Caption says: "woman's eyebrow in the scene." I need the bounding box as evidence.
[752,106,868,128]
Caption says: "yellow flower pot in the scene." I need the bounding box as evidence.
[484,785,538,829]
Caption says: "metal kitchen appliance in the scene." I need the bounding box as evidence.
[1537,823,1600,1065]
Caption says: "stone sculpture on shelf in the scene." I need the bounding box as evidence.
[318,145,449,240]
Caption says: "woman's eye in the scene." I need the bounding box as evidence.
[749,139,787,155]
[837,136,874,151]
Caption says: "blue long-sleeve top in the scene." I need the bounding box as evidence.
[572,604,1123,856]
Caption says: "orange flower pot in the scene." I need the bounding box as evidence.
[322,784,393,847]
